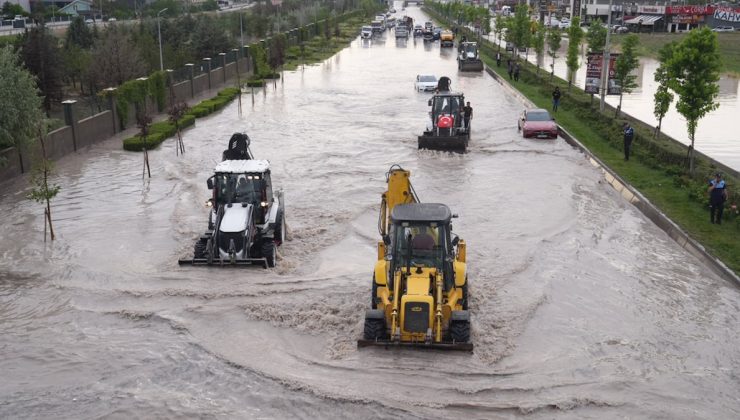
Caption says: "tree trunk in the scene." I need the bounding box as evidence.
[688,133,695,176]
[40,135,55,241]
[615,93,623,118]
[655,118,662,140]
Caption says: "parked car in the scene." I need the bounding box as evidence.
[559,19,571,29]
[712,26,735,32]
[361,26,372,39]
[415,74,438,92]
[413,25,423,37]
[518,108,558,139]
[615,25,629,33]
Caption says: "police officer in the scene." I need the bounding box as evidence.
[708,172,728,224]
[623,123,634,161]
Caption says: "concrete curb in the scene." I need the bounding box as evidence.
[484,65,740,287]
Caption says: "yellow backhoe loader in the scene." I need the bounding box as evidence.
[357,165,472,351]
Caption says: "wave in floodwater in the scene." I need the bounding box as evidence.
[1,4,739,419]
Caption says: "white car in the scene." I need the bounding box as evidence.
[361,26,372,39]
[415,74,438,92]
[559,19,571,29]
[712,26,735,32]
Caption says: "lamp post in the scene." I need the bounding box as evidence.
[157,8,168,71]
[599,0,614,111]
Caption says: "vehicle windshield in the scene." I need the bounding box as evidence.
[463,44,476,54]
[433,96,462,117]
[419,75,436,82]
[215,173,264,204]
[392,222,447,270]
[526,111,551,122]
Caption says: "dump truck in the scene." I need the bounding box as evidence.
[440,30,454,47]
[357,165,472,351]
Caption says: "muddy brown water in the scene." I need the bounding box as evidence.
[1,5,739,419]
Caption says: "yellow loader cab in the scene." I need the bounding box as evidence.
[358,166,472,350]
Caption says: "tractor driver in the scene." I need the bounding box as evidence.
[235,176,257,202]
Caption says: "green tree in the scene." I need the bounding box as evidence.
[493,13,504,51]
[192,15,230,60]
[2,1,26,18]
[566,17,583,89]
[546,26,562,81]
[65,16,95,50]
[27,124,60,242]
[653,43,675,140]
[510,4,530,58]
[586,19,606,53]
[17,26,64,112]
[62,44,91,91]
[665,28,721,174]
[0,46,44,169]
[532,21,545,75]
[613,34,639,117]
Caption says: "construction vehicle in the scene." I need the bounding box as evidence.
[440,30,455,47]
[418,90,470,152]
[457,41,484,72]
[178,133,285,268]
[358,165,472,351]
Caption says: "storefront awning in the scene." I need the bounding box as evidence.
[625,15,663,25]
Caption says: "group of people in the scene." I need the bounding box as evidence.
[505,59,521,82]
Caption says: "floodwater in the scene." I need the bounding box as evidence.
[2,5,739,419]
[486,31,740,171]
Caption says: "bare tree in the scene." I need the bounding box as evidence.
[137,111,152,178]
[27,125,60,242]
[90,24,148,88]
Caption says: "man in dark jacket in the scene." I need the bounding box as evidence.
[552,87,561,112]
[708,172,728,224]
[623,123,634,161]
[463,102,473,129]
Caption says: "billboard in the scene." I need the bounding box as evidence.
[585,53,620,95]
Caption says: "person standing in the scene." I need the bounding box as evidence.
[552,86,561,112]
[623,122,634,161]
[496,51,502,67]
[513,62,520,81]
[708,172,728,224]
[463,101,473,129]
[436,76,451,92]
[507,59,513,80]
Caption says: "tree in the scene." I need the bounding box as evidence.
[546,26,562,82]
[0,46,44,170]
[192,15,230,60]
[510,4,530,59]
[65,16,94,50]
[90,24,147,88]
[566,17,583,89]
[586,20,606,53]
[137,110,152,178]
[665,28,721,175]
[613,34,639,117]
[532,22,545,75]
[2,1,26,18]
[653,43,675,140]
[27,124,60,242]
[493,13,504,51]
[17,26,64,112]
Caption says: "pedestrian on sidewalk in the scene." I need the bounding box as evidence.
[622,122,634,161]
[708,172,728,224]
[552,87,561,112]
[496,51,502,67]
[507,59,513,80]
[513,62,520,82]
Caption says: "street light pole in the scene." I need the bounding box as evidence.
[157,8,168,72]
[599,0,613,111]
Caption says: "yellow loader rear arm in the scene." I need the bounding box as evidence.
[378,165,419,237]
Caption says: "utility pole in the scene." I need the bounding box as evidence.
[157,8,168,72]
[599,0,613,111]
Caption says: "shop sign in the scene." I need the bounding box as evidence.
[714,7,740,23]
[666,6,713,15]
[637,5,665,14]
[585,53,620,95]
[671,14,705,24]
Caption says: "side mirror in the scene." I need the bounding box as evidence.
[452,236,459,247]
[207,178,214,190]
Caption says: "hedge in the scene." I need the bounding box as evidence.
[123,88,239,151]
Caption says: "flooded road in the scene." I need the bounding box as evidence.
[487,31,740,170]
[2,5,739,418]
